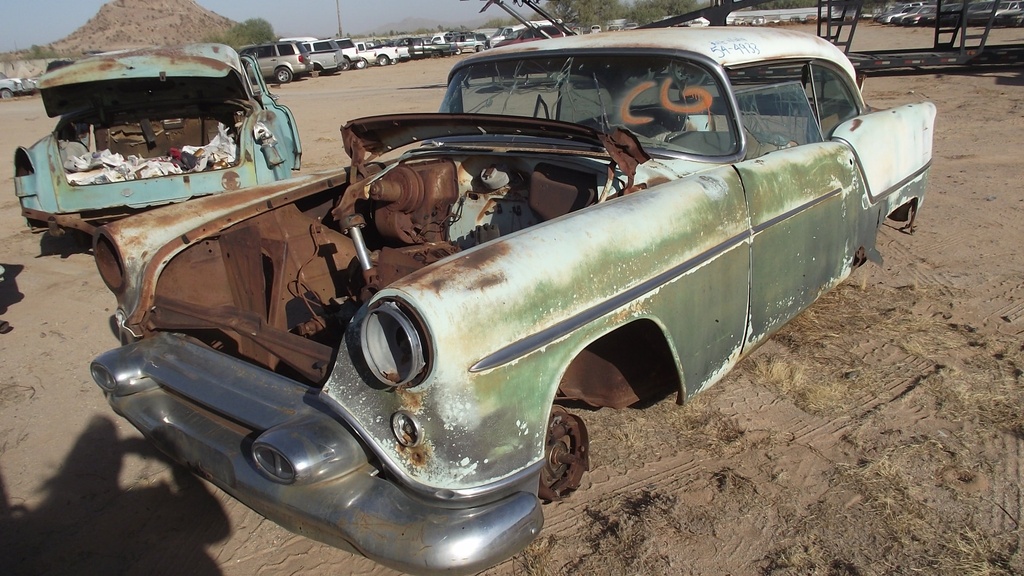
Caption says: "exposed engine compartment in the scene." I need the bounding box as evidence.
[146,153,609,384]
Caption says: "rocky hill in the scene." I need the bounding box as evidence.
[47,0,236,55]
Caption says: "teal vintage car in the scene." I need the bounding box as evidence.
[88,28,935,575]
[14,44,302,237]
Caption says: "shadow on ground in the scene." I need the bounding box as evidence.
[0,416,230,575]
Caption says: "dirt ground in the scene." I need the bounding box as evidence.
[1,23,1022,576]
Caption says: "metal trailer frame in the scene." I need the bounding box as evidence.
[637,0,1024,72]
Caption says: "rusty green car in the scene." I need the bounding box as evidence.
[14,44,302,238]
[88,28,935,575]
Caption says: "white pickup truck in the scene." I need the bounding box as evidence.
[337,38,403,69]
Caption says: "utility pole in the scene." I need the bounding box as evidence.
[336,0,344,37]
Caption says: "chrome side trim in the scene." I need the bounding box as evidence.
[832,138,932,205]
[470,230,751,373]
[751,187,844,234]
[867,159,930,204]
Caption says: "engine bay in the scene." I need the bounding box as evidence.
[148,152,611,384]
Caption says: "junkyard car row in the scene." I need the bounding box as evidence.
[0,72,37,99]
[17,26,934,576]
[875,1,1024,27]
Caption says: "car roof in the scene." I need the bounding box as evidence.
[469,27,856,80]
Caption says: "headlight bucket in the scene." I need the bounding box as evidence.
[94,233,125,294]
[361,299,428,387]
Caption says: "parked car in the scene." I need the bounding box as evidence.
[301,39,344,74]
[920,3,964,25]
[239,40,314,83]
[374,38,412,61]
[89,28,935,575]
[14,44,302,237]
[0,72,37,99]
[357,41,402,66]
[900,5,938,24]
[450,32,489,53]
[488,24,526,46]
[875,2,930,23]
[991,0,1024,24]
[889,5,930,24]
[394,36,457,59]
[965,0,1002,24]
[332,37,358,70]
[994,3,1024,25]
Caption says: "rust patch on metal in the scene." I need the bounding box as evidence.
[396,388,423,413]
[422,242,512,293]
[474,271,506,289]
[645,175,671,188]
[597,128,651,194]
[538,407,589,502]
[221,171,240,191]
[397,440,432,468]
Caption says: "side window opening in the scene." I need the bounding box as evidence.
[243,58,263,96]
[735,81,822,160]
[808,65,861,137]
[729,62,826,160]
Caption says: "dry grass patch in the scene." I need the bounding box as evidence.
[667,393,747,450]
[747,353,851,415]
[920,340,1024,437]
[565,489,688,576]
[760,437,1017,575]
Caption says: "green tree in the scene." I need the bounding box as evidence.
[26,45,60,59]
[206,18,275,48]
[483,16,519,28]
[626,0,700,25]
[545,0,626,26]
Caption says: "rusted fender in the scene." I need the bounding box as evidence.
[831,102,937,214]
[96,168,350,327]
[323,166,751,492]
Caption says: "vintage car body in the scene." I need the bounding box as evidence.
[13,44,302,236]
[89,29,935,575]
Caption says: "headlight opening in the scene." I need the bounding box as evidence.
[361,299,429,387]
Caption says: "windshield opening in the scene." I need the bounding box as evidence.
[441,54,739,157]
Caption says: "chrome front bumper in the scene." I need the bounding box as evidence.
[91,333,543,575]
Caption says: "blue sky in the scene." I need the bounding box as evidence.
[1,0,495,52]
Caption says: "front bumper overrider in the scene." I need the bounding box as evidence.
[90,332,543,575]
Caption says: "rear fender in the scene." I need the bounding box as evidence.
[831,102,936,217]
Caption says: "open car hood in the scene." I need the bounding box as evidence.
[341,113,607,163]
[39,44,250,118]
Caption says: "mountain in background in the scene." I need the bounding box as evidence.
[46,0,235,55]
[32,0,490,57]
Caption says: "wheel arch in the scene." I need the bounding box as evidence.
[556,317,683,410]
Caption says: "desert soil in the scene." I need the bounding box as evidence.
[1,23,1022,576]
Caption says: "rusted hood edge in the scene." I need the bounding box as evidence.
[101,167,350,257]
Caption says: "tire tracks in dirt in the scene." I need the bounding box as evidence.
[483,354,938,574]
